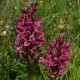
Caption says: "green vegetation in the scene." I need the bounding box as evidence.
[0,0,80,80]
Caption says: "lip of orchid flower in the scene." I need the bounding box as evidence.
[14,2,45,63]
[40,33,71,80]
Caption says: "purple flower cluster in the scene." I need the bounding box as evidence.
[15,2,45,62]
[40,33,71,80]
[15,2,72,79]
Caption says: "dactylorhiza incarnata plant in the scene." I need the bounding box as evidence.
[15,2,45,80]
[15,2,45,63]
[15,2,71,80]
[40,33,71,80]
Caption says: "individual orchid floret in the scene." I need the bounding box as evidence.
[40,33,71,80]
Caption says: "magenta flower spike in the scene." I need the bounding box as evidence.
[40,33,71,80]
[14,2,72,80]
[15,2,45,63]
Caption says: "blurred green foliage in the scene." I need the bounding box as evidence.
[0,0,80,80]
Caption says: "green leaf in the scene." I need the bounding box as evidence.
[59,0,67,18]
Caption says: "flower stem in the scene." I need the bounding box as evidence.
[29,64,37,80]
[30,73,37,80]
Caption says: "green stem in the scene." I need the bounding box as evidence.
[29,64,37,80]
[30,73,37,80]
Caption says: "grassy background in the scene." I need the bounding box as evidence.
[0,0,80,80]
